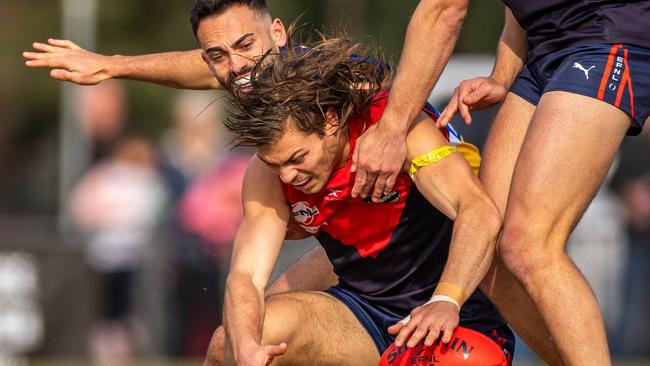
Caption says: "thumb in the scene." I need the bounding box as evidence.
[265,342,288,356]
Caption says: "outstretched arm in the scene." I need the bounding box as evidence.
[23,39,219,89]
[351,0,470,202]
[224,156,290,365]
[389,112,502,348]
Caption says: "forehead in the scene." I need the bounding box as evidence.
[196,5,271,49]
[257,124,318,160]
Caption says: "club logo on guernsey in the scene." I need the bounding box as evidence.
[291,201,327,233]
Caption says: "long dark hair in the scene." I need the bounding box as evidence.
[224,28,393,147]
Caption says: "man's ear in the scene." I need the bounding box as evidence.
[270,18,287,48]
[324,107,341,135]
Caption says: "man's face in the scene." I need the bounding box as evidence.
[197,5,287,87]
[257,115,348,195]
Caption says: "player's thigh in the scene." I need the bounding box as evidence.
[263,291,379,366]
[479,92,536,213]
[503,91,631,246]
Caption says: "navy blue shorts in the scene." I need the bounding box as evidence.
[325,284,515,363]
[511,43,650,135]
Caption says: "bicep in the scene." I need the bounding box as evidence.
[229,156,290,289]
[405,112,484,220]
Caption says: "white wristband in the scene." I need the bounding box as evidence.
[429,294,461,310]
[399,295,461,325]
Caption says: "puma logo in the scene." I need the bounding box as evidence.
[573,62,595,80]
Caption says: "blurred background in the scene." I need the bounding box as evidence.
[1,0,648,365]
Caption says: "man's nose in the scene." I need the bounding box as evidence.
[230,53,251,74]
[279,167,298,184]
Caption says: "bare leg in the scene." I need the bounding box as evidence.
[204,246,337,365]
[221,291,378,366]
[478,93,562,365]
[497,91,630,365]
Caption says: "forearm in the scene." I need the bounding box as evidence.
[490,8,528,89]
[110,49,219,89]
[384,0,469,132]
[224,271,266,361]
[439,195,501,300]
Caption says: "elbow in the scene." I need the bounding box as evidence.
[479,198,503,248]
[462,194,503,247]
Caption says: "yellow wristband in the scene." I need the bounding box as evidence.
[409,146,457,177]
[433,282,467,305]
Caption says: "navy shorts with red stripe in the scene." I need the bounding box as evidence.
[510,43,650,135]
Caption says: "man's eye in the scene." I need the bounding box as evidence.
[211,54,226,63]
[241,42,253,50]
[289,156,304,165]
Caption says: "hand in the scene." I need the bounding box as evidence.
[237,342,287,366]
[351,122,407,202]
[23,39,113,85]
[387,301,459,348]
[436,77,508,127]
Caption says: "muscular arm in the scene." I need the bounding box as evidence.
[351,0,469,201]
[23,39,219,89]
[490,7,528,89]
[224,156,289,364]
[408,113,501,298]
[390,112,502,347]
[383,0,469,132]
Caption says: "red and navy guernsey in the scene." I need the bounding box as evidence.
[279,92,506,331]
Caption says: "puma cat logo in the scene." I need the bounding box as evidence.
[573,62,595,80]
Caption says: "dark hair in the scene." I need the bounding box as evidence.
[190,0,270,36]
[224,31,393,147]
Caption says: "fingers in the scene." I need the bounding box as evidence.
[456,86,473,124]
[351,169,366,198]
[393,320,417,348]
[359,172,377,198]
[439,321,455,344]
[383,174,397,196]
[48,38,81,50]
[437,88,460,128]
[370,174,388,202]
[31,41,65,54]
[387,321,404,335]
[50,69,81,83]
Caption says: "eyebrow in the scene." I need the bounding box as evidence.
[205,33,255,54]
[258,150,305,168]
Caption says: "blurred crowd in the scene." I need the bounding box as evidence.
[63,81,250,364]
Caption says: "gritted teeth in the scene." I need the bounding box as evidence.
[234,75,251,86]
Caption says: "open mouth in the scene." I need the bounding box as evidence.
[234,74,251,87]
[293,177,311,188]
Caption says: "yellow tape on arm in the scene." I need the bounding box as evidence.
[409,145,458,177]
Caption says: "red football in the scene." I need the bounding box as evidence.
[379,327,508,366]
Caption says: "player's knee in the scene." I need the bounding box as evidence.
[204,326,226,366]
[498,223,559,281]
[262,292,308,345]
